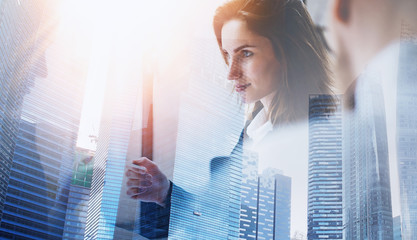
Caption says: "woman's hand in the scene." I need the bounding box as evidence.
[125,157,170,207]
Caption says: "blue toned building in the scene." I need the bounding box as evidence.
[393,216,402,240]
[239,152,291,240]
[168,38,244,239]
[84,44,143,239]
[257,171,278,239]
[84,82,140,239]
[259,168,291,240]
[0,0,50,220]
[396,23,417,240]
[62,147,94,240]
[343,79,393,239]
[273,172,291,240]
[240,152,260,240]
[307,94,343,240]
[0,119,75,240]
[0,2,88,238]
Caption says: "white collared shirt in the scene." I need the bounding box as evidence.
[245,107,273,149]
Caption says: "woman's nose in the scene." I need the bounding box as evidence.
[227,60,242,81]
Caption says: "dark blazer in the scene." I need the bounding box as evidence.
[139,130,245,239]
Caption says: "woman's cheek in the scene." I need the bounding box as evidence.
[246,63,260,81]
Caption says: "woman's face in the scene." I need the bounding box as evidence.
[221,19,281,104]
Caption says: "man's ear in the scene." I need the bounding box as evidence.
[334,0,351,23]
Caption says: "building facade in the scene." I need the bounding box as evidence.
[240,152,260,239]
[84,40,143,239]
[343,79,393,239]
[0,3,88,237]
[0,0,50,220]
[307,94,343,240]
[167,38,244,239]
[393,216,403,240]
[62,148,94,240]
[239,152,291,240]
[397,23,417,240]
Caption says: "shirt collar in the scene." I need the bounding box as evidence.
[246,107,273,145]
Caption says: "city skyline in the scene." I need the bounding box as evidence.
[0,1,415,239]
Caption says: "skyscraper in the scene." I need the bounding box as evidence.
[260,168,291,240]
[84,40,143,239]
[396,23,417,240]
[0,0,50,220]
[168,38,244,239]
[0,2,89,237]
[393,216,403,240]
[239,152,291,240]
[240,152,260,240]
[274,172,291,240]
[62,147,94,240]
[343,79,393,239]
[307,94,343,240]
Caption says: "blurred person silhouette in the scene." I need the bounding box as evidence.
[125,0,335,238]
[307,0,416,93]
[308,0,417,239]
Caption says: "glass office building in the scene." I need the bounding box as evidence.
[343,80,393,239]
[397,23,417,240]
[240,152,261,239]
[0,2,88,237]
[0,0,48,220]
[393,216,403,240]
[273,173,291,240]
[84,44,143,239]
[0,119,74,240]
[168,38,244,239]
[307,95,343,240]
[259,169,291,240]
[62,147,94,240]
[239,152,291,240]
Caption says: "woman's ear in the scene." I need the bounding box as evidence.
[334,0,351,24]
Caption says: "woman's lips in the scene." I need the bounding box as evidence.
[235,83,251,93]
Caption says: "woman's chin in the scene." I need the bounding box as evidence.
[238,94,247,103]
[238,91,256,104]
[241,96,255,104]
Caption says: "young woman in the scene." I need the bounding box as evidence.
[126,0,333,238]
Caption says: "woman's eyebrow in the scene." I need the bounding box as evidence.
[233,44,256,53]
[222,44,256,54]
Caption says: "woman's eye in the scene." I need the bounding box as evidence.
[242,50,253,57]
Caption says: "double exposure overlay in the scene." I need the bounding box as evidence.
[0,0,416,239]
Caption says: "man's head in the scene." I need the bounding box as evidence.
[308,0,416,92]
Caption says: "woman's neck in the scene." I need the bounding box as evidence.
[260,91,276,113]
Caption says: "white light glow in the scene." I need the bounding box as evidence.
[72,0,222,150]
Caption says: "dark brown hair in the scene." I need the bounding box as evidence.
[213,0,334,126]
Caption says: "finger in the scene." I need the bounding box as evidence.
[132,158,158,174]
[127,164,147,174]
[126,169,141,178]
[126,187,148,197]
[126,169,152,180]
[127,179,152,188]
[132,157,151,166]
